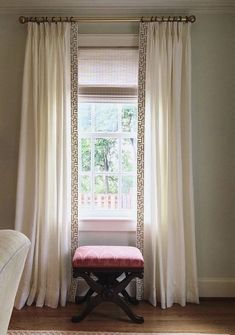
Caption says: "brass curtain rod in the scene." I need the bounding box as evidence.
[19,15,196,24]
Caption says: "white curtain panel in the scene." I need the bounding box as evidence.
[15,22,71,309]
[143,22,199,308]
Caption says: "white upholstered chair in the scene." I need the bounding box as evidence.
[0,230,30,335]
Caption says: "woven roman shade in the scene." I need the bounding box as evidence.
[78,48,138,100]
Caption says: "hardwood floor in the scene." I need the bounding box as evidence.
[9,300,235,334]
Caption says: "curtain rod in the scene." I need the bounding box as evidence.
[19,15,196,24]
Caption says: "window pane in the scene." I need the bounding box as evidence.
[79,103,92,132]
[95,138,119,172]
[95,103,118,132]
[121,176,136,209]
[81,138,91,172]
[122,138,136,172]
[94,175,118,209]
[95,175,118,194]
[81,175,91,193]
[122,104,137,132]
[80,175,91,208]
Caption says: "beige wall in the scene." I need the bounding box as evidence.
[0,14,234,291]
[191,15,235,278]
[0,16,26,229]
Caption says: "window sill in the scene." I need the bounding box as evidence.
[79,217,136,232]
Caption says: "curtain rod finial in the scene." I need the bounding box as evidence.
[19,16,27,24]
[189,15,196,23]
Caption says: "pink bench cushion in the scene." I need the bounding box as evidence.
[73,246,144,269]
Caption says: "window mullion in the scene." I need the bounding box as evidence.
[118,103,122,211]
[91,104,95,212]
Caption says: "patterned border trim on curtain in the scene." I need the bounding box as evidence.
[136,22,148,300]
[68,22,79,302]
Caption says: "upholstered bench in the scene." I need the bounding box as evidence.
[72,245,144,323]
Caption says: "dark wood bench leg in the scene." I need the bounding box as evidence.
[121,288,139,305]
[113,295,144,324]
[113,277,139,305]
[72,294,103,323]
[75,288,94,304]
[72,270,144,323]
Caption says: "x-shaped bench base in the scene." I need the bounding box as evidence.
[72,268,144,323]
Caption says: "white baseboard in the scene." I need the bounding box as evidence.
[198,277,235,297]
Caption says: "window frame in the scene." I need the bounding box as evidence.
[79,99,138,220]
[78,34,139,232]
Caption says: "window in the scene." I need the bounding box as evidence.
[78,48,138,220]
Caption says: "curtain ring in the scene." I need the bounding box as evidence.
[150,16,154,22]
[70,16,74,22]
[60,16,62,22]
[51,16,55,22]
[66,16,69,22]
[140,16,143,22]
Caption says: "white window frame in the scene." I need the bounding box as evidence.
[78,34,139,232]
